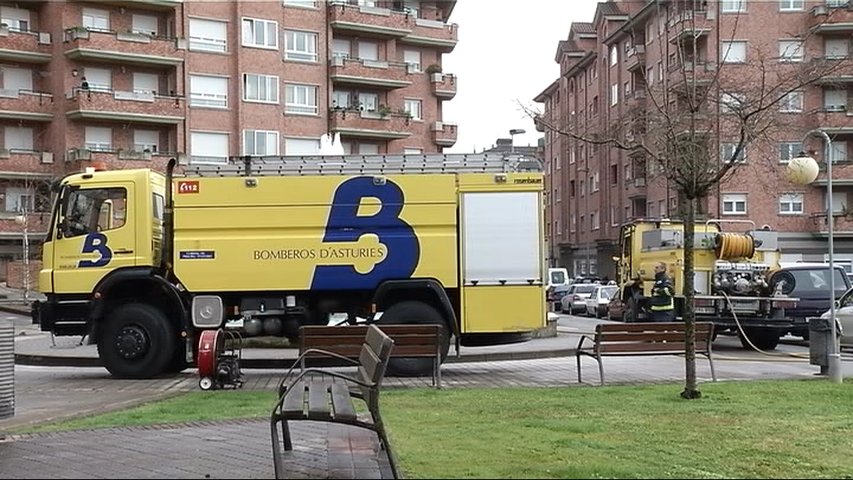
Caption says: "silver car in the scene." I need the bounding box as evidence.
[821,286,853,347]
[585,285,618,318]
[560,283,597,315]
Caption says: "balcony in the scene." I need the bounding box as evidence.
[811,107,853,133]
[625,45,645,72]
[328,3,412,37]
[810,211,853,235]
[624,89,646,111]
[96,0,182,10]
[0,150,55,175]
[0,212,50,237]
[0,27,52,63]
[64,27,184,67]
[0,91,54,121]
[809,4,853,34]
[432,121,457,147]
[64,148,182,172]
[668,10,711,44]
[430,73,457,99]
[65,88,185,125]
[329,109,412,139]
[403,17,458,53]
[330,57,413,90]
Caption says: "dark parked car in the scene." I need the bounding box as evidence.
[769,265,852,339]
[548,284,572,311]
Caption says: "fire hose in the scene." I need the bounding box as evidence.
[714,233,755,260]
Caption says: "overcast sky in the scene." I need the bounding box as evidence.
[443,0,598,153]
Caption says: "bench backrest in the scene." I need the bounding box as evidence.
[299,324,441,359]
[357,325,395,408]
[594,322,714,354]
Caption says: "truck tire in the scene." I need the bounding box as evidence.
[739,327,781,351]
[98,303,176,379]
[378,300,451,377]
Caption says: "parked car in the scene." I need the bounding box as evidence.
[821,285,853,348]
[560,283,597,315]
[585,285,618,318]
[548,284,572,312]
[769,265,852,339]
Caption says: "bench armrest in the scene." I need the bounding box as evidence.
[576,334,595,351]
[278,348,361,393]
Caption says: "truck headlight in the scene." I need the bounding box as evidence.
[192,296,223,328]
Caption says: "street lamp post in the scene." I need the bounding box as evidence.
[788,128,842,383]
[509,128,526,154]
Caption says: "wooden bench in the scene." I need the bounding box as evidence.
[576,322,717,386]
[270,325,399,479]
[298,324,443,388]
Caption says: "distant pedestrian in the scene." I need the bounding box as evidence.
[649,262,675,322]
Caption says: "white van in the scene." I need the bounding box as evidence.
[547,268,569,288]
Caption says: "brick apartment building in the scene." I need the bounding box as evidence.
[0,0,459,278]
[535,0,853,279]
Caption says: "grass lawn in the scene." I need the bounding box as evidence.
[14,379,853,478]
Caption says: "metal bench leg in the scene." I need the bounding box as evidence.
[576,353,583,384]
[373,415,400,479]
[282,417,293,451]
[596,354,605,386]
[435,358,442,389]
[270,414,285,479]
[706,353,717,382]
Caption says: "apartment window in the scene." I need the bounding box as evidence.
[827,0,848,7]
[779,40,804,62]
[721,92,745,114]
[332,38,350,59]
[779,0,804,10]
[285,138,320,155]
[190,75,228,108]
[570,214,576,233]
[332,90,351,109]
[721,143,747,163]
[243,73,279,103]
[82,8,110,31]
[84,126,112,151]
[647,66,654,85]
[609,45,618,66]
[2,67,31,92]
[580,180,585,196]
[133,73,157,95]
[824,89,848,111]
[721,41,747,63]
[358,92,378,112]
[404,50,421,72]
[132,14,158,36]
[189,18,227,53]
[780,91,804,112]
[242,18,278,49]
[4,126,33,151]
[569,180,575,197]
[190,132,229,164]
[84,67,112,91]
[610,164,618,185]
[282,0,318,7]
[610,84,618,106]
[357,40,379,61]
[592,172,600,192]
[722,193,747,215]
[358,143,380,154]
[611,207,618,226]
[721,0,747,13]
[779,193,804,214]
[1,6,30,31]
[779,142,803,163]
[830,141,848,163]
[825,38,850,59]
[5,187,33,213]
[569,147,576,164]
[285,84,318,114]
[404,99,422,120]
[285,30,318,62]
[133,130,159,152]
[829,191,848,214]
[591,211,600,231]
[243,130,279,155]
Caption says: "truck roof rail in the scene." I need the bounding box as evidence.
[181,153,544,177]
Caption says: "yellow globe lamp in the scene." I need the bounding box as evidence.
[786,154,820,185]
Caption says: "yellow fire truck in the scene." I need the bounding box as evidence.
[616,218,798,350]
[32,154,545,378]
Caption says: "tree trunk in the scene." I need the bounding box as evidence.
[681,196,701,400]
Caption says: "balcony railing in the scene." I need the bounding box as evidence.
[430,73,457,99]
[812,106,853,130]
[64,148,182,172]
[406,17,458,52]
[625,45,645,72]
[328,2,412,37]
[431,121,457,147]
[329,56,413,89]
[63,27,184,66]
[329,109,413,139]
[66,88,185,124]
[0,27,52,62]
[0,150,55,172]
[0,90,54,120]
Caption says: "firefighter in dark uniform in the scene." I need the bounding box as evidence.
[649,261,675,322]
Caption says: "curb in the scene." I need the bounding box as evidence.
[14,347,578,369]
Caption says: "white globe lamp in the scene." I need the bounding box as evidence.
[786,153,820,185]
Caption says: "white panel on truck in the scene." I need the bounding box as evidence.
[462,192,541,285]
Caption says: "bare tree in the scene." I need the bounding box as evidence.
[528,2,853,399]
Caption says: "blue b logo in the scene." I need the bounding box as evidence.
[78,233,112,268]
[311,177,419,290]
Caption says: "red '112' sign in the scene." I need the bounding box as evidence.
[178,181,199,194]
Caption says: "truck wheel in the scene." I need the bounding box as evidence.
[739,327,781,351]
[378,300,451,377]
[98,303,176,379]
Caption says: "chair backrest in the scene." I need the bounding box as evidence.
[357,325,395,405]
